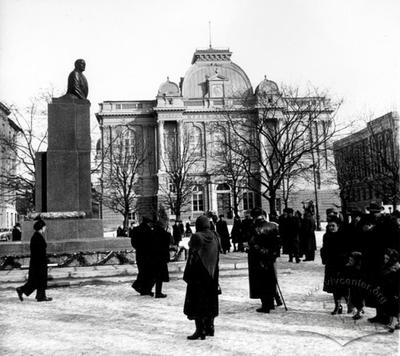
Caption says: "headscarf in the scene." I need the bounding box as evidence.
[190,215,219,278]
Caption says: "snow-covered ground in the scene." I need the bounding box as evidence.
[0,248,398,356]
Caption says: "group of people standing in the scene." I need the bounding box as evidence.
[14,202,399,338]
[321,204,400,332]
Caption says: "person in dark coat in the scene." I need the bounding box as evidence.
[279,208,301,263]
[131,217,156,296]
[172,221,182,245]
[152,221,171,298]
[16,219,52,302]
[230,216,242,252]
[248,219,280,313]
[240,213,254,252]
[380,248,400,332]
[299,211,317,261]
[359,214,389,324]
[321,217,349,315]
[216,214,231,254]
[12,223,22,241]
[185,222,193,237]
[183,215,220,340]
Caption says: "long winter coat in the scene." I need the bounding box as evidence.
[321,230,348,294]
[230,218,242,244]
[248,223,279,299]
[183,226,220,320]
[27,231,48,291]
[380,262,400,317]
[299,215,316,257]
[279,215,300,255]
[131,222,156,293]
[152,225,171,283]
[216,219,231,252]
[362,227,386,307]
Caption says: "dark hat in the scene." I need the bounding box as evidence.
[33,219,46,231]
[283,208,293,214]
[196,215,210,231]
[326,208,338,216]
[366,202,384,212]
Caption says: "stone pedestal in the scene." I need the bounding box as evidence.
[28,96,103,248]
[47,97,92,214]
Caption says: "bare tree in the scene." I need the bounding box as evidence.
[208,122,250,217]
[159,127,203,221]
[222,86,340,214]
[101,126,147,229]
[0,90,52,214]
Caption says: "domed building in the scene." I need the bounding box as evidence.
[96,47,338,228]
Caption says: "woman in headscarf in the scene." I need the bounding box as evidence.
[16,219,52,302]
[183,215,220,340]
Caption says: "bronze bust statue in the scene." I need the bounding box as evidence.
[66,59,88,99]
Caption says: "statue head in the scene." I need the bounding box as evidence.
[74,59,86,72]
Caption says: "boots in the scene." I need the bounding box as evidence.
[331,302,343,315]
[187,319,206,340]
[16,287,24,302]
[204,317,215,336]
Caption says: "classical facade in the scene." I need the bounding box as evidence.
[96,47,339,228]
[0,102,21,229]
[333,111,400,213]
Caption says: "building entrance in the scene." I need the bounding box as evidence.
[216,183,231,217]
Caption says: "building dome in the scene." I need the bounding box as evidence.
[255,76,279,96]
[181,48,253,99]
[157,78,180,96]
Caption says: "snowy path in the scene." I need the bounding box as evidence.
[0,256,398,356]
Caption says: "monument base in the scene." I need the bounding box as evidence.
[21,218,103,242]
[0,237,132,257]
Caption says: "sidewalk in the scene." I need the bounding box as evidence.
[1,251,397,356]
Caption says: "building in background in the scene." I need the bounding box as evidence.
[0,102,21,230]
[96,47,339,229]
[333,111,400,214]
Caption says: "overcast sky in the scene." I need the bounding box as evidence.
[0,0,399,129]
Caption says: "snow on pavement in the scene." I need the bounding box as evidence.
[0,255,398,356]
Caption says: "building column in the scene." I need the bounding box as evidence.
[158,120,165,172]
[177,119,184,156]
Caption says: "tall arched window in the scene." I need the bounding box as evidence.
[213,130,226,156]
[192,185,204,212]
[189,126,202,157]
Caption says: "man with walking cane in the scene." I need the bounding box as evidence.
[247,208,285,313]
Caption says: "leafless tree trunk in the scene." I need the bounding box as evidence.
[159,128,202,221]
[101,126,147,229]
